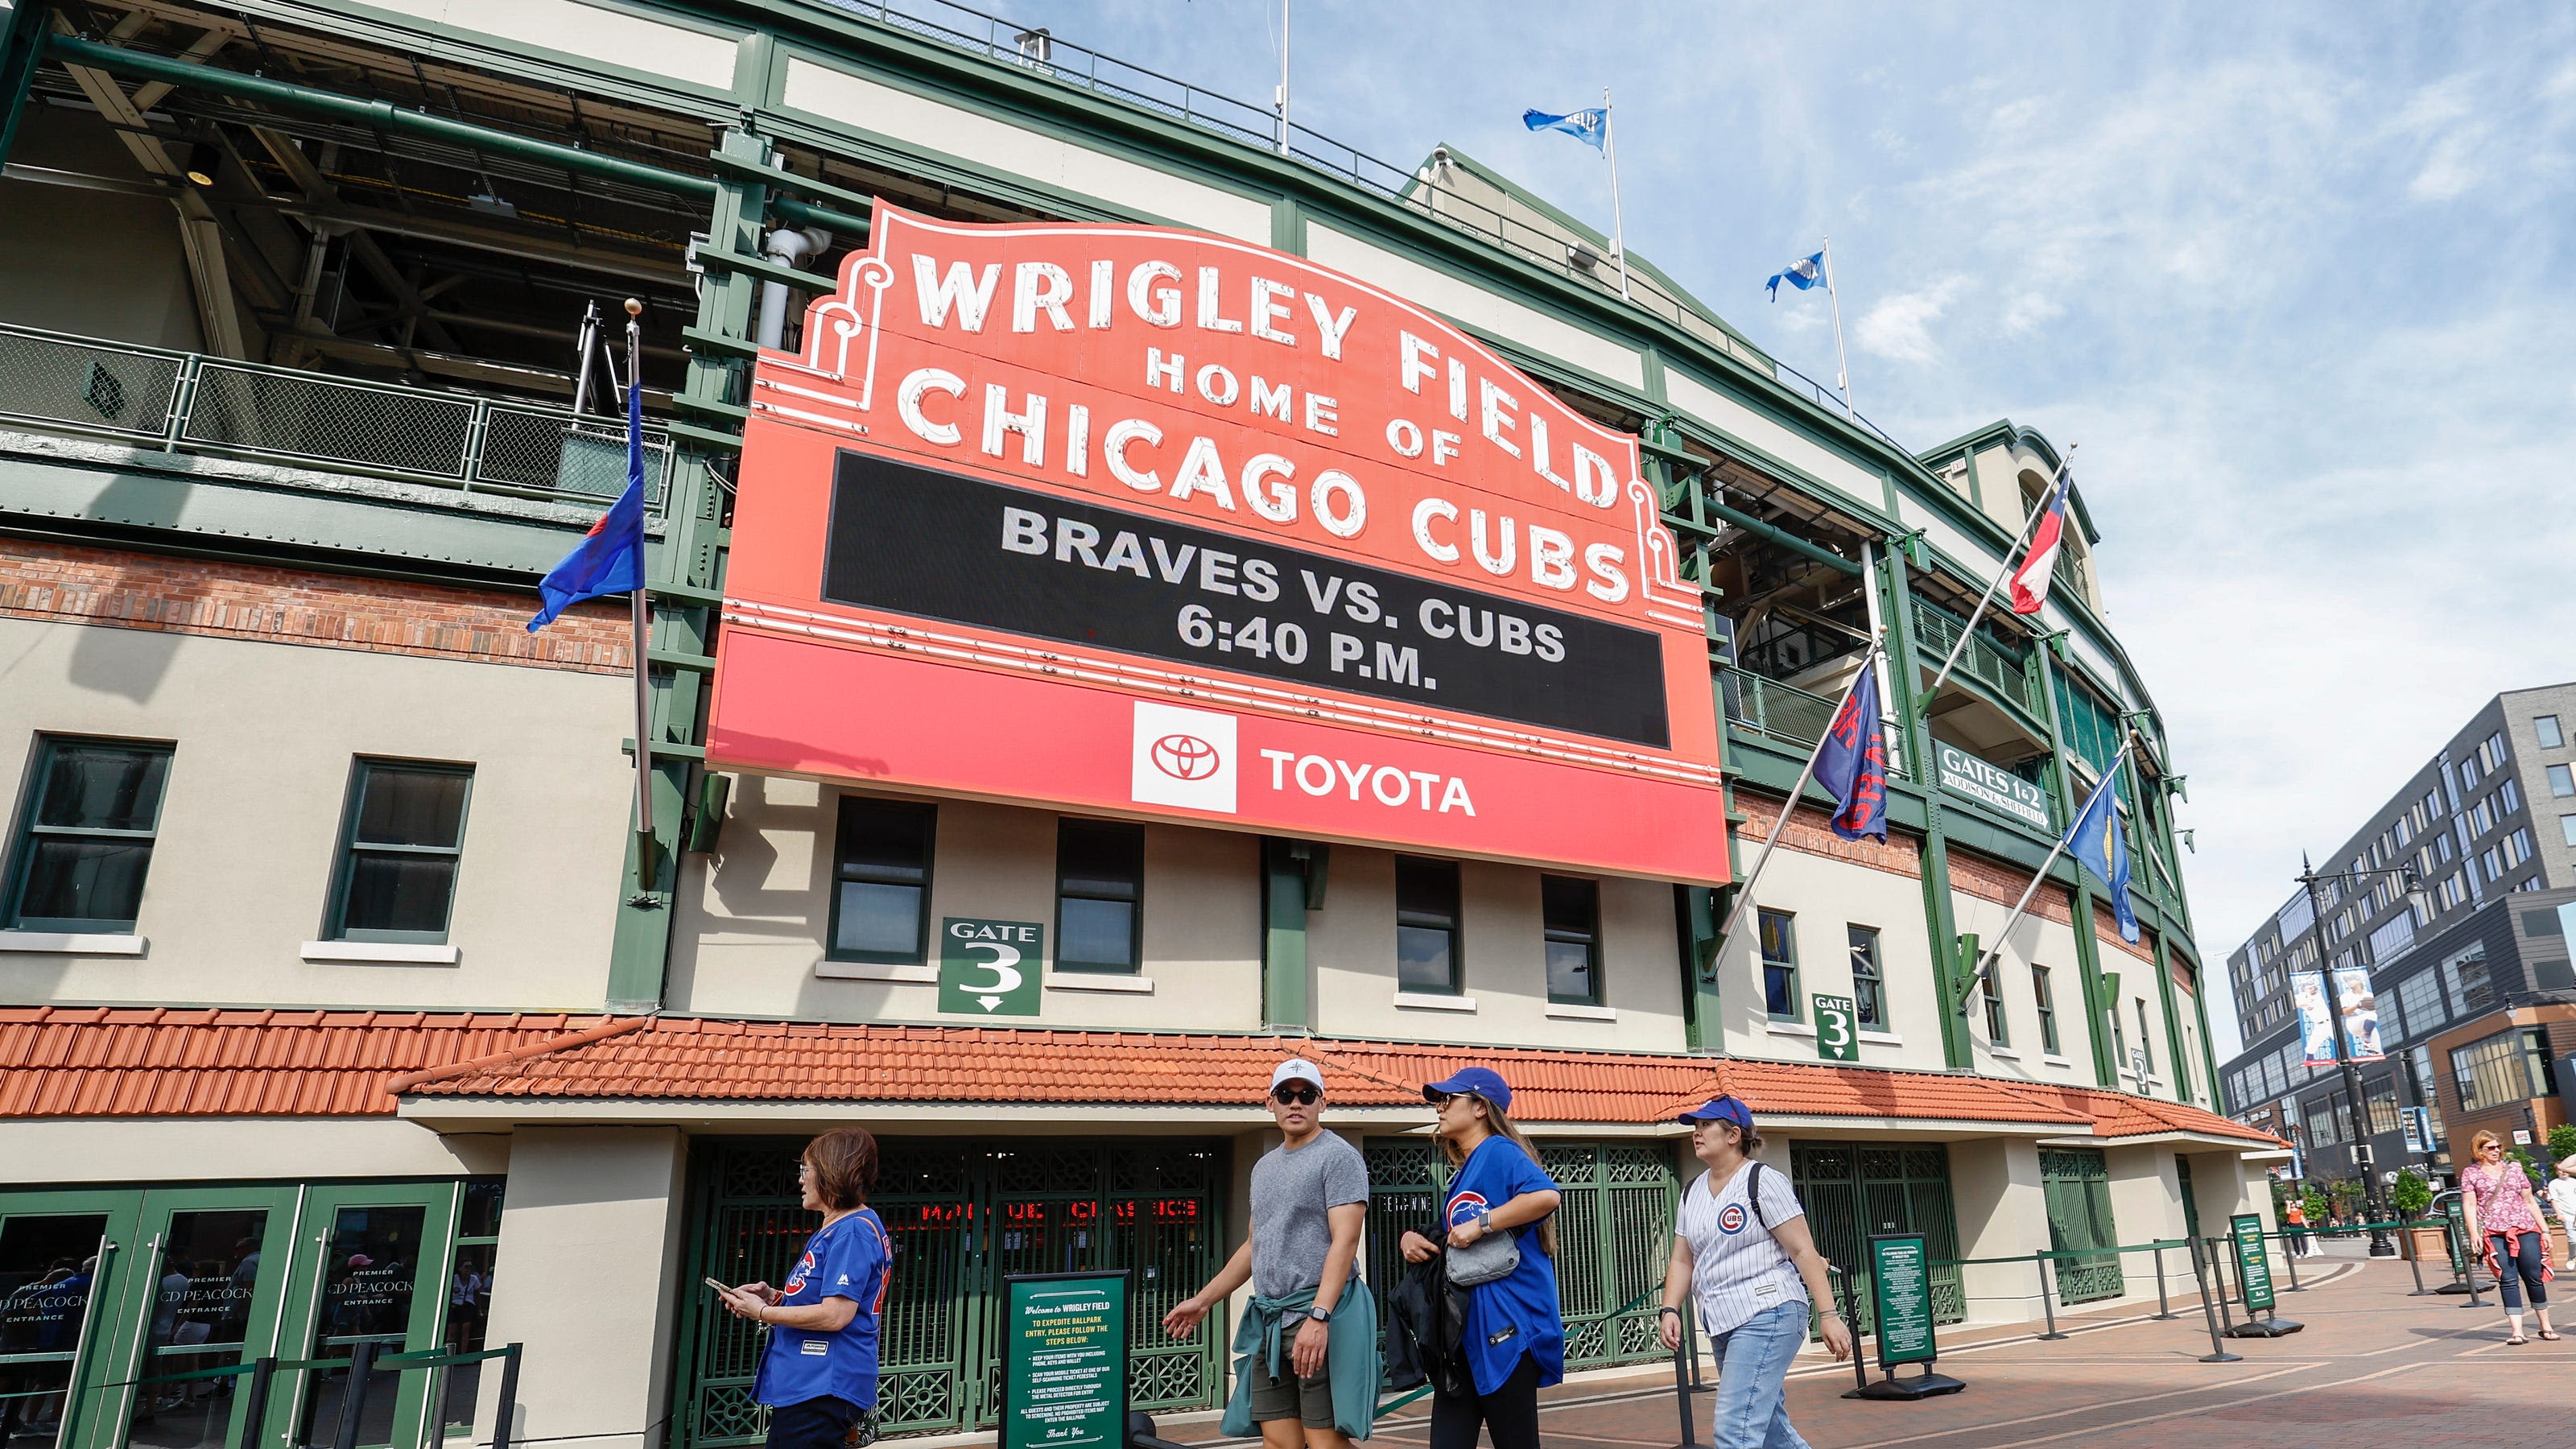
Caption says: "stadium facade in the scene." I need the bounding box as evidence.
[0,3,2277,1447]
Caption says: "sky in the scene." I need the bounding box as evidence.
[933,0,2576,1063]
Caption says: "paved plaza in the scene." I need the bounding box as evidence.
[1195,1256,2570,1449]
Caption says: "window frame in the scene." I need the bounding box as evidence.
[1394,856,1463,995]
[2,733,177,933]
[824,794,939,966]
[2033,964,2060,1054]
[1847,923,1885,1029]
[2540,715,2566,749]
[2133,998,2155,1073]
[1052,817,1146,975]
[1756,908,1800,1022]
[321,757,476,944]
[1541,874,1603,1007]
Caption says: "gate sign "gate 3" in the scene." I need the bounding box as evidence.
[708,203,1729,882]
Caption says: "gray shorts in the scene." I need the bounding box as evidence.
[1244,1344,1335,1428]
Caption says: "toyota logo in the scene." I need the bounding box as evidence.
[1152,733,1222,781]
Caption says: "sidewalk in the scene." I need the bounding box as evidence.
[1313,1257,2564,1448]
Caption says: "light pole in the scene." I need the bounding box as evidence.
[2294,858,2429,1258]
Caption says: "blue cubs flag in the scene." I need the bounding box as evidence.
[1522,107,1607,149]
[1812,664,1888,841]
[1766,251,1825,300]
[527,380,646,630]
[2065,769,2140,941]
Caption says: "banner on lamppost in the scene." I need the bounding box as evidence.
[2333,965,2384,1063]
[2290,972,2337,1067]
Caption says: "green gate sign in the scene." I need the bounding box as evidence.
[1813,993,1859,1063]
[1869,1232,1938,1368]
[1002,1271,1129,1449]
[2230,1212,2276,1314]
[940,917,1043,1017]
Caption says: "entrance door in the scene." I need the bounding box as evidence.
[270,1186,455,1449]
[93,1189,298,1449]
[2039,1148,2124,1303]
[1789,1145,1966,1335]
[0,1191,138,1449]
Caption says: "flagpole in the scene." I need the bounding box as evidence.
[1962,765,2110,1007]
[624,298,654,844]
[1924,444,2077,696]
[1820,235,1853,419]
[1707,640,1883,968]
[1276,0,1291,157]
[1602,87,1631,301]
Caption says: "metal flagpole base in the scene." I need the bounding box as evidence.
[2223,1316,2303,1338]
[1843,1366,1966,1401]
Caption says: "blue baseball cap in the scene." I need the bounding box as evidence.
[1424,1067,1512,1113]
[1675,1096,1753,1129]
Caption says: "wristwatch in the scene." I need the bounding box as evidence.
[1308,1306,1334,1324]
[1478,1211,1494,1235]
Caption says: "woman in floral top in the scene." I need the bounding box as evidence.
[2460,1129,2556,1344]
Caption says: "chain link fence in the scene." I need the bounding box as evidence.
[0,324,671,510]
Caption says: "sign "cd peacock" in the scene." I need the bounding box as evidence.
[708,202,1728,882]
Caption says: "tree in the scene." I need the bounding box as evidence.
[2549,1122,2576,1166]
[2392,1168,2432,1220]
[2507,1147,2545,1190]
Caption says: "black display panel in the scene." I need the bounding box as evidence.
[820,450,1672,747]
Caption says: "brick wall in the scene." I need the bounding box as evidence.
[0,539,631,673]
[2095,902,2157,964]
[1732,792,1922,880]
[1948,844,2074,924]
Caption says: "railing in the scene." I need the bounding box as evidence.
[838,2,1914,446]
[0,324,673,510]
[91,1340,520,1449]
[1909,595,2043,720]
[1718,666,1906,778]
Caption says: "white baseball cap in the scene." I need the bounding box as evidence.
[1270,1059,1325,1092]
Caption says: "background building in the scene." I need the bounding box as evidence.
[0,5,2275,1449]
[2217,683,2576,1187]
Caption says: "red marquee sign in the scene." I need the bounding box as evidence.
[708,203,1728,883]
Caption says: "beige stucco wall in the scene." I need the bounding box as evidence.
[1950,889,2104,1088]
[0,618,631,1009]
[1712,848,1946,1072]
[0,1117,507,1184]
[669,779,1264,1029]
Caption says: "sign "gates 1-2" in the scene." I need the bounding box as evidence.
[709,204,1729,882]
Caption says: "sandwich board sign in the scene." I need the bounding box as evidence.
[1002,1271,1129,1449]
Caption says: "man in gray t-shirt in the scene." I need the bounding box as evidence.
[1162,1059,1368,1447]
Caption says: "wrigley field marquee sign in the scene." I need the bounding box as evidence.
[708,204,1729,882]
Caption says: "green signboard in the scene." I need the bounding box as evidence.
[939,917,1043,1017]
[1869,1233,1939,1368]
[1814,993,1859,1063]
[1002,1271,1129,1449]
[2230,1212,2276,1314]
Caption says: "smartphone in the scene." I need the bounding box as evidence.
[703,1277,733,1294]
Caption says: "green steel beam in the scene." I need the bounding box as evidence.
[0,2,47,173]
[2030,639,2117,1088]
[1707,500,1864,576]
[1878,543,1972,1069]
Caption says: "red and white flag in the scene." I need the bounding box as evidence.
[2007,469,2074,614]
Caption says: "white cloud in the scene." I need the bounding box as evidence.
[2000,291,2062,335]
[1856,277,1967,363]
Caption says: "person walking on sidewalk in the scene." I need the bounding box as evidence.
[2460,1129,2557,1344]
[715,1129,893,1449]
[1166,1059,1377,1447]
[2282,1197,2315,1257]
[2546,1155,2576,1273]
[1399,1067,1564,1449]
[1657,1097,1852,1449]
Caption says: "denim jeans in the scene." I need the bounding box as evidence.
[1708,1299,1810,1449]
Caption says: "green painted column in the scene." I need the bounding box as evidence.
[1643,423,1726,1050]
[602,126,766,1012]
[2030,636,2116,1087]
[0,2,47,171]
[2189,955,2227,1108]
[1876,540,1973,1070]
[1261,838,1317,1032]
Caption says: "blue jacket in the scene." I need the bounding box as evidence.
[1220,1275,1380,1440]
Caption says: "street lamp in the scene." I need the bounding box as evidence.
[2294,857,2429,1258]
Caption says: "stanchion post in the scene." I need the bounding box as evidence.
[236,1356,277,1449]
[2401,1220,2431,1295]
[1834,1265,1868,1397]
[1666,1328,1706,1449]
[2034,1253,2067,1341]
[2279,1231,2301,1293]
[1683,1313,1710,1393]
[2152,1244,2178,1320]
[331,1341,378,1449]
[2186,1235,2241,1363]
[493,1344,522,1449]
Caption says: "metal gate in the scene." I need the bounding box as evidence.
[674,1137,1224,1447]
[2039,1147,2124,1303]
[1362,1137,1678,1372]
[1788,1145,1965,1334]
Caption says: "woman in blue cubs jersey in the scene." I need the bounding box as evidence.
[1398,1067,1564,1449]
[717,1130,892,1449]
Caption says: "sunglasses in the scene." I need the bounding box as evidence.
[1271,1084,1321,1106]
[1427,1091,1478,1109]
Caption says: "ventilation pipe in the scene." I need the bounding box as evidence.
[755,226,832,351]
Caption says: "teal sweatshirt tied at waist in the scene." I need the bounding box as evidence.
[1218,1276,1380,1441]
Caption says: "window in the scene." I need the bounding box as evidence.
[2452,1027,2557,1111]
[326,760,472,942]
[440,1179,506,1435]
[828,796,935,964]
[2367,911,2416,964]
[2549,766,2574,798]
[2303,1096,2339,1146]
[2564,815,2576,849]
[4,736,174,932]
[2408,1046,2446,1139]
[2461,756,2483,788]
[2110,1000,2130,1073]
[1843,924,1886,1028]
[1757,909,1799,1020]
[2134,998,2155,1073]
[2443,946,2493,1016]
[1979,947,2008,1046]
[2262,1051,2286,1096]
[1055,819,1144,973]
[1542,876,1601,1005]
[1394,857,1461,993]
[2540,715,2566,749]
[2500,778,2522,815]
[2397,969,2446,1035]
[2471,799,2496,835]
[2504,827,2534,868]
[2483,847,2504,882]
[2486,731,2511,770]
[2366,1079,2401,1136]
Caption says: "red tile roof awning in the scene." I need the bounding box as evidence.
[0,1008,2285,1148]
